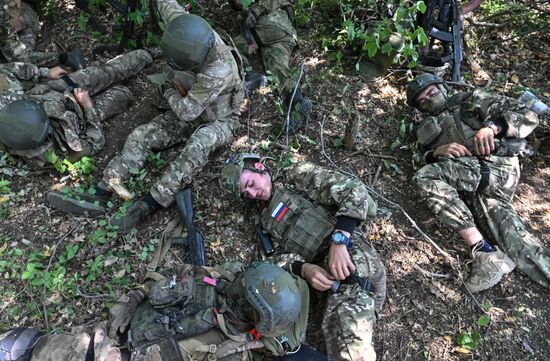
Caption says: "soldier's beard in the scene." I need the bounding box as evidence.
[421,91,448,115]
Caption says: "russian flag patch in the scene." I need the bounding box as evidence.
[272,202,289,222]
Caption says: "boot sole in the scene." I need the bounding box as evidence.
[47,192,106,218]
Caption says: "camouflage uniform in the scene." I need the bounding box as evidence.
[267,162,386,361]
[101,0,244,207]
[412,89,550,290]
[0,49,153,165]
[233,0,299,95]
[0,0,59,66]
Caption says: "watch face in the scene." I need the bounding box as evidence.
[332,232,344,243]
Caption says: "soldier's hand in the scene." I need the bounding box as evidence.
[73,88,93,110]
[47,66,67,80]
[302,263,335,291]
[473,127,496,156]
[107,291,142,340]
[328,244,356,280]
[433,142,472,158]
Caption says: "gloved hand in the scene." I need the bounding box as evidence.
[107,289,144,339]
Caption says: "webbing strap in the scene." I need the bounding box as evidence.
[477,158,491,192]
[215,313,248,342]
[145,218,183,281]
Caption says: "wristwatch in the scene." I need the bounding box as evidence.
[331,231,352,248]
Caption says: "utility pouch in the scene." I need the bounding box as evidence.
[149,275,195,308]
[416,116,442,147]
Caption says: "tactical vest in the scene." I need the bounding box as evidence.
[261,185,336,262]
[129,268,218,353]
[199,30,244,123]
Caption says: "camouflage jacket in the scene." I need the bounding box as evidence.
[0,62,102,164]
[416,89,539,163]
[277,161,377,221]
[242,0,297,40]
[163,30,244,124]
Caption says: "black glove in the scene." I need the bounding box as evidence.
[107,289,144,339]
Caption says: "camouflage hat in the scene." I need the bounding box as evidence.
[221,153,262,197]
[406,73,448,106]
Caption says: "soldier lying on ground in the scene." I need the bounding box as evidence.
[0,48,158,166]
[0,0,85,69]
[221,154,387,361]
[47,0,245,234]
[0,261,328,360]
[228,0,311,131]
[406,73,549,292]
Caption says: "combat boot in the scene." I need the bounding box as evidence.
[465,245,516,293]
[109,200,152,234]
[47,190,110,218]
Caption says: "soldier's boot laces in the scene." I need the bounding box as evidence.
[109,200,151,234]
[47,191,109,218]
[465,244,516,293]
[62,48,86,70]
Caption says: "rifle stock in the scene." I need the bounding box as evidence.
[175,189,206,266]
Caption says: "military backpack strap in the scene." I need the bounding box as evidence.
[215,28,245,81]
[145,217,184,281]
[214,312,250,343]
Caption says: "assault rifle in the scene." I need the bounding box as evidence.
[417,0,463,81]
[75,0,140,54]
[174,188,206,266]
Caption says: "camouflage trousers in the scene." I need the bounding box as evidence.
[47,49,153,96]
[0,2,59,66]
[102,112,240,207]
[234,29,298,97]
[323,240,386,361]
[414,156,550,290]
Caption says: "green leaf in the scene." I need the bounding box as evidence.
[477,315,490,327]
[418,1,427,14]
[381,42,393,54]
[333,137,344,148]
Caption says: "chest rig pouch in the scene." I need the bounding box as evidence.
[261,185,335,262]
[129,268,218,353]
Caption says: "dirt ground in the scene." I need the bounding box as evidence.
[1,0,549,360]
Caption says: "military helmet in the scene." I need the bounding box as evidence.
[221,153,262,197]
[406,73,449,106]
[0,99,49,150]
[243,262,302,337]
[161,14,215,71]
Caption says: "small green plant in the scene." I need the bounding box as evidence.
[0,179,13,221]
[477,315,491,327]
[139,239,159,261]
[457,330,481,350]
[46,151,97,179]
[390,118,415,152]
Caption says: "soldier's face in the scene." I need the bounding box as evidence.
[240,165,272,201]
[415,84,447,115]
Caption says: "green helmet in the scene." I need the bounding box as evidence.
[243,262,302,337]
[406,73,448,106]
[221,153,262,197]
[161,14,215,71]
[0,99,49,150]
